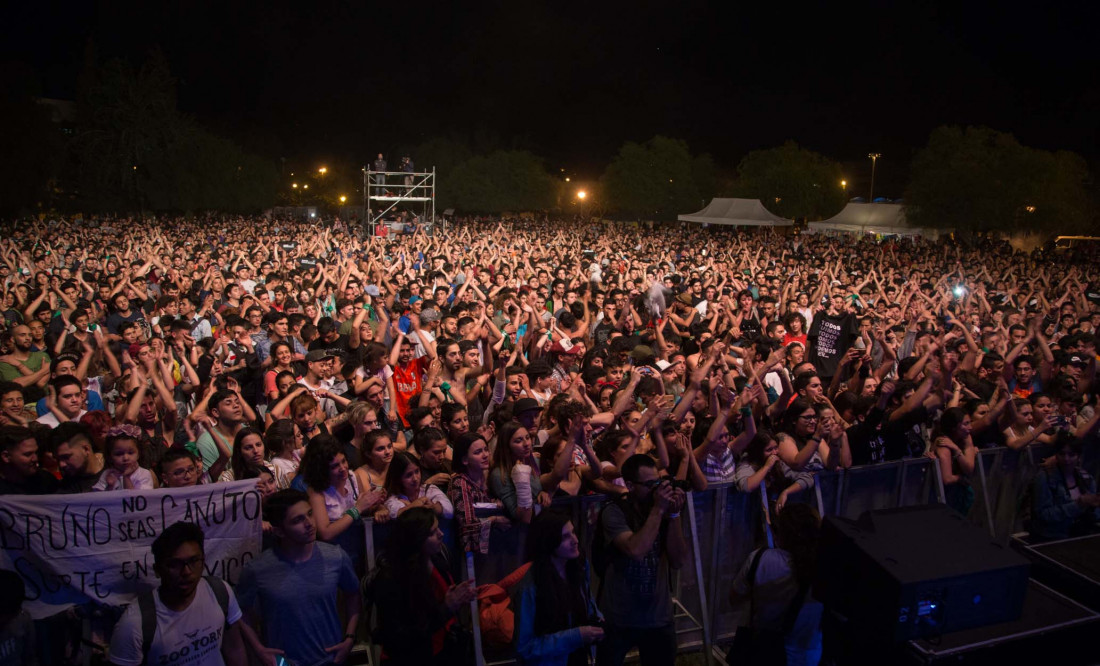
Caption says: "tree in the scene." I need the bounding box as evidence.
[410,136,475,208]
[600,136,707,219]
[71,49,277,213]
[144,124,276,212]
[410,136,475,176]
[734,141,846,220]
[1031,150,1094,233]
[446,150,557,212]
[72,50,181,211]
[905,126,1094,233]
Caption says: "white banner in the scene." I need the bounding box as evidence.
[0,480,262,619]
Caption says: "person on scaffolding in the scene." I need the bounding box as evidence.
[402,155,416,194]
[373,153,387,196]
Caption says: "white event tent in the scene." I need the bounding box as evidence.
[678,198,794,227]
[806,203,947,238]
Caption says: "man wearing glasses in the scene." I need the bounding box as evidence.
[108,522,252,665]
[597,454,689,665]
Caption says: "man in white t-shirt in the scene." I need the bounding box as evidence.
[298,350,338,418]
[109,522,253,666]
[236,266,258,296]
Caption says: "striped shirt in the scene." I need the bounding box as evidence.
[701,447,736,483]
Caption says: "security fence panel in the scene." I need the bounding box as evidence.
[983,447,1040,543]
[838,460,906,519]
[674,491,714,662]
[708,484,766,645]
[814,470,843,517]
[896,457,940,508]
[967,449,998,536]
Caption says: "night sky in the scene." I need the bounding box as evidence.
[6,1,1099,198]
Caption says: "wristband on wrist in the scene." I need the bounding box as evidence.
[344,633,355,642]
[344,507,361,521]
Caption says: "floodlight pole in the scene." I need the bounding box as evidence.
[868,153,881,203]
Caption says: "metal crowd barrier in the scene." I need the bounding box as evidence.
[815,456,944,520]
[357,448,1038,665]
[969,446,1043,544]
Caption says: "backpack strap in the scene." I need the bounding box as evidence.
[138,590,158,663]
[203,576,231,628]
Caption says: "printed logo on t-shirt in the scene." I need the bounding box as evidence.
[155,626,223,665]
[0,634,23,662]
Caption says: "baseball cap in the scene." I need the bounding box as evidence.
[420,308,442,323]
[1068,354,1089,367]
[549,340,582,355]
[55,352,81,367]
[656,360,672,371]
[305,349,336,363]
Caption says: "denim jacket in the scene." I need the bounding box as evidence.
[512,567,601,665]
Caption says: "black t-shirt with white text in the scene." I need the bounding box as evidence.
[807,311,856,380]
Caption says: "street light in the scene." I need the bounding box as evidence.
[319,167,327,175]
[303,184,309,190]
[576,190,587,200]
[841,179,847,189]
[339,195,347,203]
[292,183,298,189]
[867,154,881,202]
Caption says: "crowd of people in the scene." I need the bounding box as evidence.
[0,214,1098,665]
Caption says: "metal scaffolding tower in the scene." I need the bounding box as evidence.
[362,166,436,235]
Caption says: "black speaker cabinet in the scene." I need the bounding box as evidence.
[816,503,1030,642]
